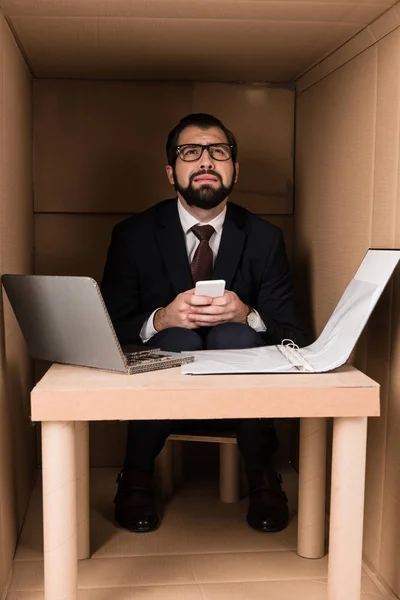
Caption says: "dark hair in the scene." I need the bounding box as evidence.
[166,113,238,165]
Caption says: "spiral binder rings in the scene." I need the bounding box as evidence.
[182,249,400,375]
[278,340,314,372]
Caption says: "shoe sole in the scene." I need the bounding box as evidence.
[247,517,289,533]
[130,523,159,533]
[115,516,159,533]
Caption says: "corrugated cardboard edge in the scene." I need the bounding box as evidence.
[296,4,400,93]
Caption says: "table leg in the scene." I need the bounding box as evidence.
[75,421,90,560]
[328,417,368,600]
[297,417,327,558]
[42,421,78,600]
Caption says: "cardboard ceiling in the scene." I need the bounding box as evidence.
[0,0,397,81]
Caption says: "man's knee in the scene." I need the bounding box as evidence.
[235,418,280,462]
[127,418,172,441]
[149,327,203,352]
[205,322,264,350]
[235,418,277,440]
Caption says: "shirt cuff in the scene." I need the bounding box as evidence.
[139,308,163,343]
[249,309,267,332]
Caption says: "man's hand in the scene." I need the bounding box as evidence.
[154,289,214,332]
[188,290,250,327]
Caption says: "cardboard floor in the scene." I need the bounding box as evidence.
[7,467,393,599]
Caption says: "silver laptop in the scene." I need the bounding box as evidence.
[1,275,193,374]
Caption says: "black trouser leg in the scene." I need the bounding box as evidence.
[124,328,203,471]
[125,419,172,471]
[205,322,265,351]
[125,323,279,472]
[234,418,279,471]
[205,323,279,470]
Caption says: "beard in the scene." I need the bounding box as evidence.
[173,168,236,210]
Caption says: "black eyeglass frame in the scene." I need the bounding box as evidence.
[175,143,235,162]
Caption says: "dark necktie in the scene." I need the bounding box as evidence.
[190,224,215,284]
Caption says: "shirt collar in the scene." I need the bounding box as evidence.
[177,198,227,236]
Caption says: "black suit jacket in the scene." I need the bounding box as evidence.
[101,199,307,347]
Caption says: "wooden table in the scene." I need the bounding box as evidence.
[31,363,380,600]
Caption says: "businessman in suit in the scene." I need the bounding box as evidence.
[101,113,307,535]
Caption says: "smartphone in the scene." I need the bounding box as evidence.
[195,279,226,298]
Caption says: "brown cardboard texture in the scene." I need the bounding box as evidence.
[0,9,34,600]
[1,0,400,599]
[1,0,395,81]
[33,81,294,215]
[295,21,400,591]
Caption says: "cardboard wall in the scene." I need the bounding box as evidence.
[0,12,34,600]
[1,0,396,82]
[295,18,400,597]
[33,80,295,467]
[33,80,294,215]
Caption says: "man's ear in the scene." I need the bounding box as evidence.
[234,162,239,183]
[166,165,175,185]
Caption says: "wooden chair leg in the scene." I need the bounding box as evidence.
[219,443,240,503]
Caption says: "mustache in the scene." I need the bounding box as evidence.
[189,170,222,184]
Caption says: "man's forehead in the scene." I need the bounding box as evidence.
[177,126,228,145]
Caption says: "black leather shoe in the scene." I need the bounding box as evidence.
[246,468,289,533]
[114,468,159,533]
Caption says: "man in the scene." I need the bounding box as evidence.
[101,113,307,535]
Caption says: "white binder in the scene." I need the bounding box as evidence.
[182,249,400,375]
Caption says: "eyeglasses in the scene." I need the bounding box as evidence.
[175,143,234,162]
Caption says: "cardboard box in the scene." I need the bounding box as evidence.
[1,1,400,598]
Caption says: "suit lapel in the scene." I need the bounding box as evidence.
[213,203,246,289]
[155,200,194,295]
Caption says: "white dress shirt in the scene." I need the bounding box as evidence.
[140,199,266,342]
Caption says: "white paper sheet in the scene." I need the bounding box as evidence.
[182,249,400,375]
